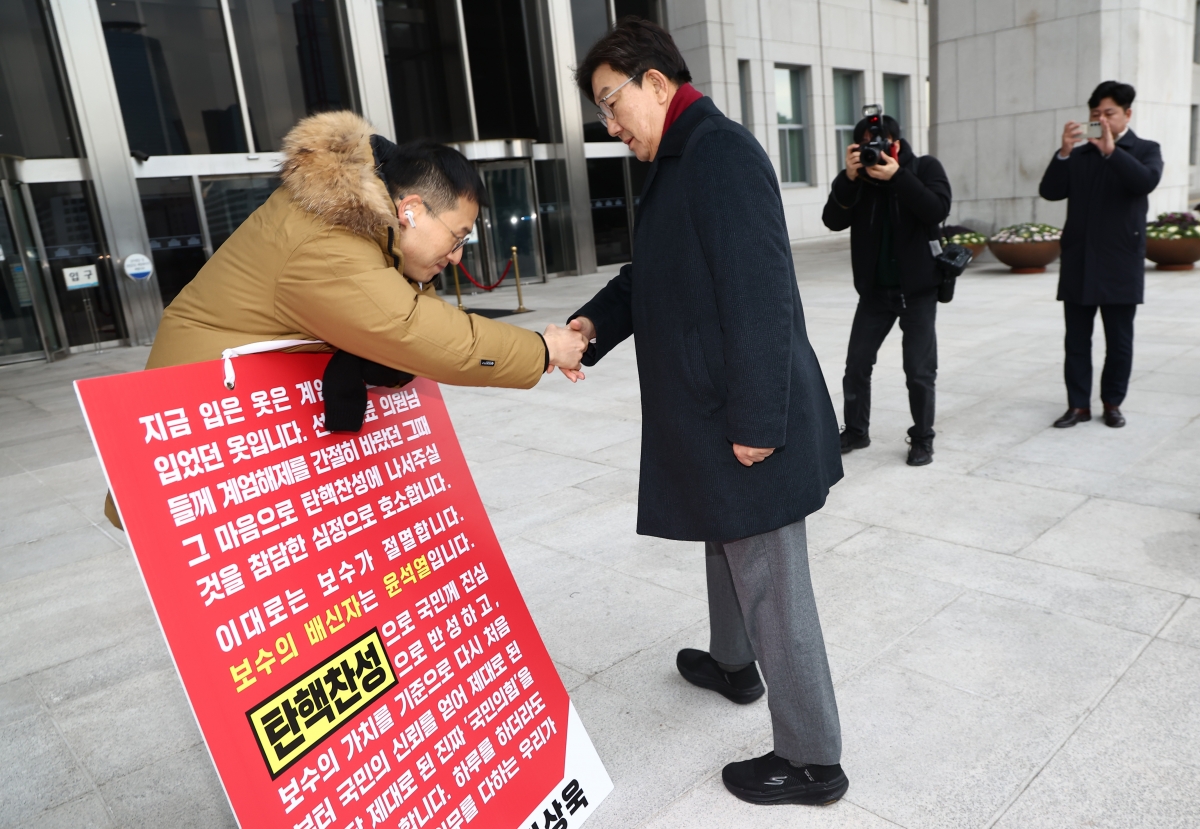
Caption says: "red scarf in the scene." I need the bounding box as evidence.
[662,83,703,137]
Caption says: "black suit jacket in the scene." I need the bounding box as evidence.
[570,97,843,543]
[1039,129,1163,305]
[821,139,952,296]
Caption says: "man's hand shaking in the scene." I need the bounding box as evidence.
[543,322,589,382]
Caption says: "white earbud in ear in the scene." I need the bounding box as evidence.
[404,209,416,228]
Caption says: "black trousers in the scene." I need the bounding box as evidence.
[843,288,938,441]
[1063,301,1137,408]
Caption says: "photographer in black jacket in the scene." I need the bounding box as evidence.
[822,112,951,466]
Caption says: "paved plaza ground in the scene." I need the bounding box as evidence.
[2,238,1199,828]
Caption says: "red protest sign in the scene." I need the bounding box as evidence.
[76,352,611,829]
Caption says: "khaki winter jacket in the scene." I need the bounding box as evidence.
[146,110,546,387]
[107,112,546,529]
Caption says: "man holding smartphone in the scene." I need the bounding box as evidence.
[1039,81,1162,429]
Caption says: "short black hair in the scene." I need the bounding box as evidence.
[370,136,488,212]
[853,114,901,144]
[1089,81,1135,110]
[575,17,692,99]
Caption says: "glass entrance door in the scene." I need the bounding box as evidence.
[0,177,61,363]
[477,160,544,288]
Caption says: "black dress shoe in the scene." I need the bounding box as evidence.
[906,437,933,466]
[1103,404,1125,428]
[1053,407,1091,428]
[839,429,870,454]
[722,751,849,805]
[676,649,764,704]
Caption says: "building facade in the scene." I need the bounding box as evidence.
[931,0,1195,233]
[1,0,932,364]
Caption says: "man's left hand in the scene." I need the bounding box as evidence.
[733,444,774,467]
[865,149,900,181]
[1088,115,1117,157]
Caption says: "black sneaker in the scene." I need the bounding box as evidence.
[722,751,849,805]
[676,649,765,704]
[906,437,933,466]
[839,429,870,454]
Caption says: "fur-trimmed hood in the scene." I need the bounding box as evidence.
[279,111,398,238]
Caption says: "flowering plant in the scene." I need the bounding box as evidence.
[1146,223,1200,240]
[942,231,988,246]
[1152,211,1199,227]
[991,223,1062,243]
[1146,211,1200,240]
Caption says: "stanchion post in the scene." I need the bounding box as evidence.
[511,246,528,313]
[452,263,464,311]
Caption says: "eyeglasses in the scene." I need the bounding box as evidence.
[429,208,469,255]
[595,73,643,127]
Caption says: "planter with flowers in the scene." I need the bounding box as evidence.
[1145,212,1200,270]
[988,223,1062,273]
[940,225,989,262]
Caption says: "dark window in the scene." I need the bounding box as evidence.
[535,159,575,274]
[738,60,752,126]
[628,157,650,220]
[1195,1,1200,64]
[833,69,862,170]
[1191,105,1198,166]
[98,0,247,156]
[462,0,551,141]
[614,0,662,21]
[776,65,810,184]
[0,189,49,357]
[228,0,355,152]
[139,178,207,306]
[201,176,279,251]
[379,0,473,143]
[571,0,617,142]
[0,0,79,158]
[883,73,908,136]
[30,181,125,347]
[587,158,630,266]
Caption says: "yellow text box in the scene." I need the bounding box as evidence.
[247,628,396,777]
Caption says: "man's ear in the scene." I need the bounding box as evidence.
[646,69,671,103]
[396,194,423,213]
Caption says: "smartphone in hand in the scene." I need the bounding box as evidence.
[1085,121,1103,140]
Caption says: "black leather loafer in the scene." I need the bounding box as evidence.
[676,649,764,704]
[1103,404,1125,428]
[722,751,849,805]
[1053,407,1091,428]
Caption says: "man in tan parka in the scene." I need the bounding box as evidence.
[105,111,586,528]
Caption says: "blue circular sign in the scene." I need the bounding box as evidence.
[124,253,153,280]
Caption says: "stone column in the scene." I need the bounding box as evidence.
[665,0,740,118]
[931,0,1193,234]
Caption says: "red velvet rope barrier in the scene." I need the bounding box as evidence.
[458,258,512,292]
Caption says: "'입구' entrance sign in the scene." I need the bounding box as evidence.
[76,352,611,829]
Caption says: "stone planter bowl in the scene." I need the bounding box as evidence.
[1145,237,1200,271]
[987,240,1061,273]
[964,243,986,262]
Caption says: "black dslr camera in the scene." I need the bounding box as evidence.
[856,104,891,166]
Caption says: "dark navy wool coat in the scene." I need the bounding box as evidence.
[571,97,843,543]
[1039,129,1163,306]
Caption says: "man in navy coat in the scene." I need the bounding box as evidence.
[1040,80,1162,429]
[563,18,846,806]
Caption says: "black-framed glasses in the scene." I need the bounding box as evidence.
[596,72,643,127]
